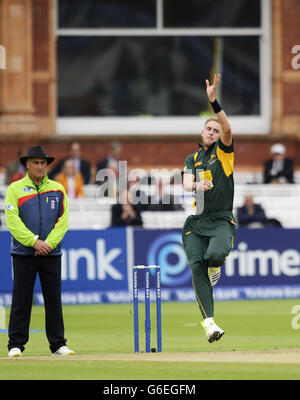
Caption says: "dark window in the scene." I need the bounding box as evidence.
[58,0,157,28]
[57,36,260,117]
[163,0,261,28]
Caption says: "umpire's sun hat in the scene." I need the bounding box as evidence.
[20,145,55,167]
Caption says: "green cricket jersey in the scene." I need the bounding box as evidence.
[184,138,234,214]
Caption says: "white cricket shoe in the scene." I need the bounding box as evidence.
[53,345,75,356]
[208,267,221,287]
[8,348,22,358]
[201,318,225,343]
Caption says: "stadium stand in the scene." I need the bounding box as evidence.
[1,172,300,230]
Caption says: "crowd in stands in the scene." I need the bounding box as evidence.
[55,158,85,199]
[263,143,294,184]
[0,141,297,229]
[236,193,282,228]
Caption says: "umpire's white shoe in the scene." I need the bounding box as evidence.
[53,346,75,356]
[208,267,221,287]
[201,318,225,343]
[8,348,22,358]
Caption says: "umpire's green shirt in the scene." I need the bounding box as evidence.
[184,138,234,215]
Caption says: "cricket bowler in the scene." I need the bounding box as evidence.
[182,74,236,343]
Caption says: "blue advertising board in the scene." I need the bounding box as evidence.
[133,229,191,288]
[0,228,300,306]
[133,228,300,302]
[0,228,131,306]
[61,228,128,291]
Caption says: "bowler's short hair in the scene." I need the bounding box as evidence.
[204,117,221,128]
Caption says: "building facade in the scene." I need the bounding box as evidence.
[0,0,299,171]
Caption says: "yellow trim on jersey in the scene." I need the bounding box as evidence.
[194,161,203,167]
[216,146,234,177]
[207,154,216,164]
[198,170,213,182]
[231,234,235,248]
[192,197,196,210]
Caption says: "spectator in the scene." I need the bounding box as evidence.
[96,142,122,179]
[96,142,123,198]
[5,147,27,184]
[237,193,282,228]
[55,159,85,199]
[128,173,149,211]
[263,143,294,184]
[48,142,91,184]
[148,178,184,211]
[111,188,143,227]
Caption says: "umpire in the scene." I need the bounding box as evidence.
[4,145,75,358]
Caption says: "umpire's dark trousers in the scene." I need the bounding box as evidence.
[8,255,66,353]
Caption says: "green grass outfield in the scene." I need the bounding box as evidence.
[0,299,300,380]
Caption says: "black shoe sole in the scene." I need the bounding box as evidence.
[208,331,225,343]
